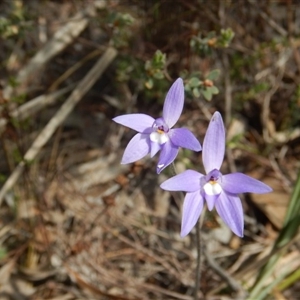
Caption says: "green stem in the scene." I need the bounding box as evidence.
[194,218,202,300]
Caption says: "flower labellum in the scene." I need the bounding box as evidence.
[160,111,273,237]
[113,78,201,173]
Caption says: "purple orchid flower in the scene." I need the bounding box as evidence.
[160,111,272,237]
[113,78,201,173]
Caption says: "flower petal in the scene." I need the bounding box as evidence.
[221,173,273,194]
[204,194,219,211]
[163,78,184,128]
[156,141,179,173]
[203,111,225,173]
[121,133,150,164]
[181,191,204,237]
[169,128,201,151]
[215,192,244,237]
[150,141,161,158]
[160,170,203,192]
[113,114,154,133]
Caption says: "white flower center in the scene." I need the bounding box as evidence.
[150,131,169,145]
[203,181,222,195]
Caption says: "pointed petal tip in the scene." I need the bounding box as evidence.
[156,142,179,174]
[215,193,244,239]
[188,140,201,152]
[156,162,167,174]
[175,77,183,84]
[250,180,273,194]
[222,173,274,195]
[266,186,273,193]
[180,222,195,238]
[180,231,188,238]
[112,114,154,133]
[231,225,244,238]
[234,229,244,238]
[205,194,218,211]
[212,111,222,118]
[121,158,133,165]
[180,192,204,238]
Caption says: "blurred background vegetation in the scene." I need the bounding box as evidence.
[0,0,299,299]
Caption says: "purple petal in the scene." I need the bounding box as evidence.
[203,112,225,173]
[160,170,203,192]
[181,191,204,237]
[169,128,201,151]
[121,133,150,164]
[156,141,179,174]
[113,114,154,133]
[163,78,184,128]
[222,173,273,194]
[150,141,161,158]
[204,194,219,211]
[215,192,244,237]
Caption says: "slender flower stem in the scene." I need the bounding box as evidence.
[194,219,201,299]
[194,206,206,300]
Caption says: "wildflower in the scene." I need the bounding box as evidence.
[113,78,201,173]
[160,111,272,237]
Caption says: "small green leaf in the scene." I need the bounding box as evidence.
[189,77,201,87]
[206,69,220,80]
[153,71,164,79]
[192,87,200,98]
[201,88,212,101]
[210,86,219,95]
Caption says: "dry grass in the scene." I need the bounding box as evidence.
[0,1,300,299]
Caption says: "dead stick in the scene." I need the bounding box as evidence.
[0,84,76,134]
[0,47,117,205]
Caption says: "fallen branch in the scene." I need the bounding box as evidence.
[0,84,75,134]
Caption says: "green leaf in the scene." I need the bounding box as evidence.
[249,170,300,299]
[210,86,219,95]
[192,87,200,98]
[189,77,201,87]
[153,71,164,79]
[206,69,220,80]
[201,88,212,101]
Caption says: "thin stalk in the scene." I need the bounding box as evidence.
[171,163,204,299]
[194,218,201,300]
[194,207,206,300]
